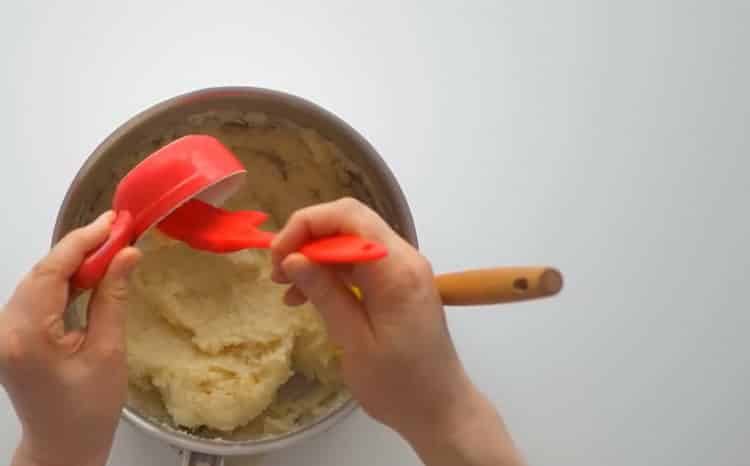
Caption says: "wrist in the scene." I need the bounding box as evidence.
[399,385,524,466]
[393,371,482,443]
[14,436,110,466]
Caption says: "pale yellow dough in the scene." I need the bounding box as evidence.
[128,233,339,431]
[124,114,371,435]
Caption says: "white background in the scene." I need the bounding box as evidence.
[1,1,748,465]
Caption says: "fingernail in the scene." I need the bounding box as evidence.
[271,267,290,284]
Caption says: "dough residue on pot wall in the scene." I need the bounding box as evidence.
[125,113,365,436]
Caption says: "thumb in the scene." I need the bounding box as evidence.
[84,247,141,350]
[282,253,374,351]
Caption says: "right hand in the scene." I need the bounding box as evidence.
[270,198,474,436]
[272,198,525,466]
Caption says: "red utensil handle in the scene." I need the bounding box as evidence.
[298,234,387,263]
[71,211,135,289]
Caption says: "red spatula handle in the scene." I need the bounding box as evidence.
[156,199,388,263]
[299,234,388,263]
[71,211,135,289]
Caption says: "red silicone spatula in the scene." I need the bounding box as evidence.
[71,134,387,290]
[71,135,247,289]
[157,198,388,263]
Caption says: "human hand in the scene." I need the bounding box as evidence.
[271,198,467,435]
[271,198,523,466]
[0,211,141,466]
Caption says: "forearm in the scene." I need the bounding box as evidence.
[401,389,525,466]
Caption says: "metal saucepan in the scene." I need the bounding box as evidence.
[52,87,418,465]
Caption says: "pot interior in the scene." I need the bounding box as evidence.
[54,89,416,450]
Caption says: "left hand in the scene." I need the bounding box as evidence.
[0,211,141,466]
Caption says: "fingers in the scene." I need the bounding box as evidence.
[271,198,395,274]
[83,247,141,352]
[31,211,115,284]
[283,285,308,306]
[352,248,436,305]
[270,198,416,298]
[282,253,374,351]
[8,212,116,325]
[272,264,291,285]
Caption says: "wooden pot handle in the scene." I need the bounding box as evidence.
[434,267,563,306]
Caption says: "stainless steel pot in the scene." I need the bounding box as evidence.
[52,87,417,465]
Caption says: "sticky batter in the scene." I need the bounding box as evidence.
[125,113,370,435]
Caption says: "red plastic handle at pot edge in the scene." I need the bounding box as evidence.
[71,211,135,290]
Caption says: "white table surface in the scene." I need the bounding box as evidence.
[1,1,748,465]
